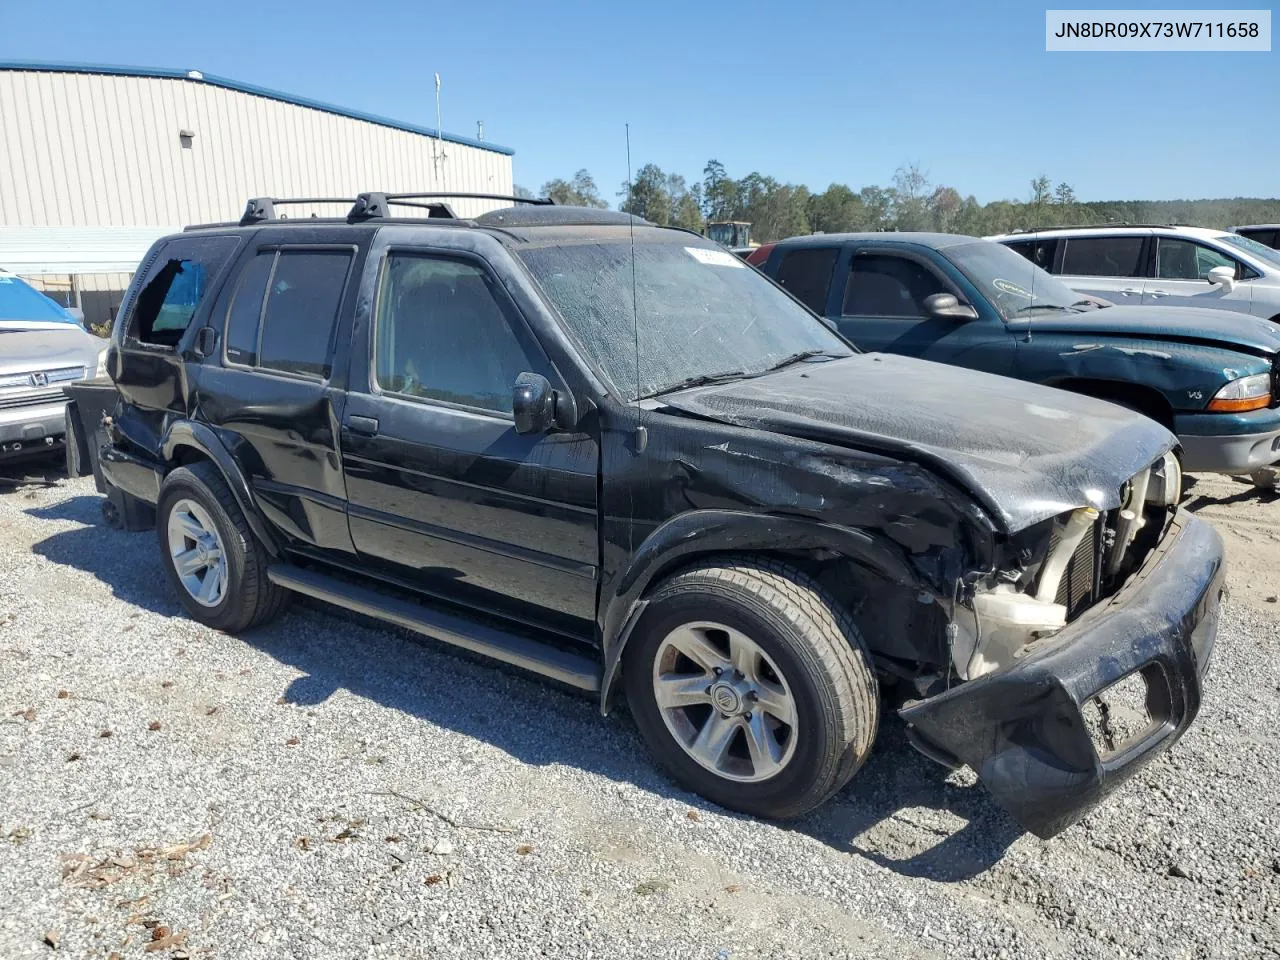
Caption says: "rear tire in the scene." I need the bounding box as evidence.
[156,461,289,632]
[623,557,879,819]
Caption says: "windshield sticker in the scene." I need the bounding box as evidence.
[992,278,1032,298]
[686,246,745,268]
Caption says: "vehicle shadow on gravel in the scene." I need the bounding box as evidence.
[28,493,1023,881]
[796,722,1023,881]
[27,494,187,616]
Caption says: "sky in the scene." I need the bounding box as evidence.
[1,0,1275,205]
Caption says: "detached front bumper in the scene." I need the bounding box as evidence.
[901,512,1224,839]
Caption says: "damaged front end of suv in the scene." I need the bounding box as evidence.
[905,450,1223,838]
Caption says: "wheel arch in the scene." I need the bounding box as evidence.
[1045,376,1175,429]
[160,420,282,557]
[598,510,927,715]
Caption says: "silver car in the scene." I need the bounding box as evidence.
[990,224,1280,323]
[0,272,107,460]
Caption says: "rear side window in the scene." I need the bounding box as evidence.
[127,236,238,347]
[223,248,353,379]
[1004,239,1058,272]
[1060,236,1146,278]
[774,247,839,314]
[843,254,947,318]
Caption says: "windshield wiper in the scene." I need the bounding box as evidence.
[637,370,748,400]
[762,349,844,373]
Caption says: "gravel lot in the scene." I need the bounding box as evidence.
[2,467,1278,960]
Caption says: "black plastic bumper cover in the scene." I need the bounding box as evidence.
[900,512,1225,839]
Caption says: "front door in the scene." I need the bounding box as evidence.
[1143,236,1254,314]
[833,248,1016,376]
[341,247,599,641]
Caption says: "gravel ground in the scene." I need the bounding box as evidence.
[1,467,1278,960]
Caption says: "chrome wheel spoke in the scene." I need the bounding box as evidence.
[728,630,759,682]
[665,625,729,674]
[173,548,205,577]
[752,679,796,727]
[654,674,712,710]
[175,512,205,541]
[743,711,786,779]
[198,564,223,605]
[688,711,740,769]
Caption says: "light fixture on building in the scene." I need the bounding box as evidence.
[179,129,195,148]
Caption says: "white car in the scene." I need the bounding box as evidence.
[988,224,1280,323]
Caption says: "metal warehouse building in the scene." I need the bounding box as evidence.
[0,61,515,328]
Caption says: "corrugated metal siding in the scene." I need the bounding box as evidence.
[0,70,515,228]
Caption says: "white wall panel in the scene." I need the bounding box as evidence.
[0,69,515,228]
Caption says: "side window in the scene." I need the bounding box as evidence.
[1060,236,1146,278]
[127,236,238,347]
[375,254,540,414]
[224,254,273,366]
[774,247,839,314]
[223,249,352,378]
[1155,238,1235,281]
[842,254,947,318]
[1239,228,1278,249]
[259,251,351,378]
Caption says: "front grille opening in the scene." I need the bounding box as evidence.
[1083,663,1171,759]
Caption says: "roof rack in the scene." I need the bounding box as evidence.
[1005,222,1188,235]
[239,191,553,226]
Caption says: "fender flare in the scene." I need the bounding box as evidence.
[597,509,922,714]
[161,420,282,558]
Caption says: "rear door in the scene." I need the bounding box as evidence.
[340,232,599,641]
[1057,233,1150,303]
[1143,236,1255,313]
[194,228,364,558]
[833,244,1016,375]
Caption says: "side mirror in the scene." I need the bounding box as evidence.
[1207,266,1235,292]
[817,315,838,332]
[923,292,979,321]
[513,372,556,434]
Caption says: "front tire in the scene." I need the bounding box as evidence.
[623,557,879,819]
[156,462,288,632]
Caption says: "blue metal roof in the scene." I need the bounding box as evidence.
[0,59,514,156]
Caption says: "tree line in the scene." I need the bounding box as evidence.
[518,164,1280,243]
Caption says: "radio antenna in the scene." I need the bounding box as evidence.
[626,123,646,451]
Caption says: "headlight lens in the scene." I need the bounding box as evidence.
[95,348,109,379]
[1208,373,1271,412]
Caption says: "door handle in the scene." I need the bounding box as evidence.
[1120,288,1140,296]
[346,415,379,435]
[1148,290,1167,298]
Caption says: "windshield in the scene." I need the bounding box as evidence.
[0,275,76,324]
[1218,233,1280,269]
[947,241,1085,320]
[516,236,851,400]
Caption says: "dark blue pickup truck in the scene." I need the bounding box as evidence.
[749,233,1280,486]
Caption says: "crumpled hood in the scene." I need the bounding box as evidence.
[0,325,103,377]
[658,353,1176,532]
[1026,304,1280,355]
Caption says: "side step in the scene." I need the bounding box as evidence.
[266,564,602,693]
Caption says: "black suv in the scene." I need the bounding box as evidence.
[74,193,1225,838]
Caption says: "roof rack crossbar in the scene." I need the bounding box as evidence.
[241,196,355,225]
[382,191,554,206]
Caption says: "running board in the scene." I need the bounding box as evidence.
[266,564,601,692]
